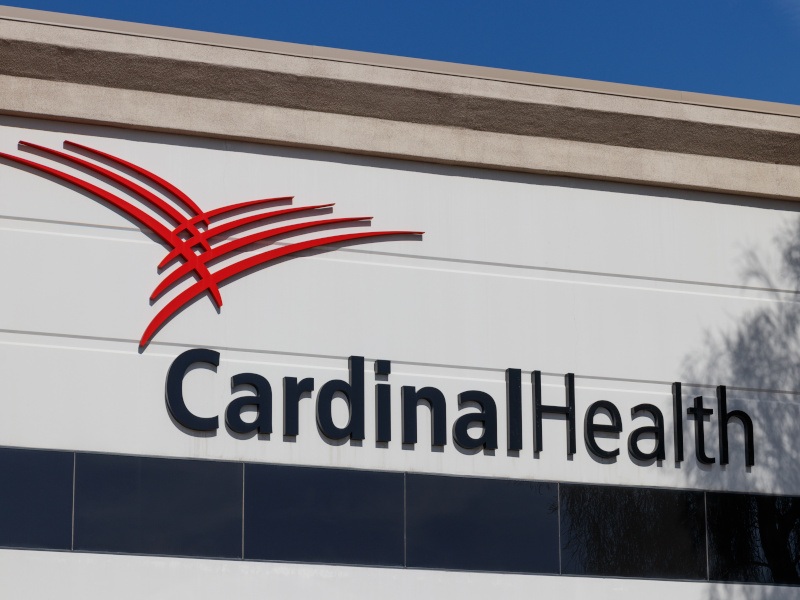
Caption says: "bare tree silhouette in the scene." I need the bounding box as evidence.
[559,484,706,579]
[683,217,800,596]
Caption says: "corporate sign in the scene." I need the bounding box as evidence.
[1,140,757,471]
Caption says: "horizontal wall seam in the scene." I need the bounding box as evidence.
[2,328,799,396]
[2,39,800,167]
[2,214,799,298]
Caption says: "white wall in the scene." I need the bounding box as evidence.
[0,549,792,600]
[1,114,798,596]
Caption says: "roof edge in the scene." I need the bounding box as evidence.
[1,4,799,119]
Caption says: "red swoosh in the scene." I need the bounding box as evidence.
[151,216,372,301]
[158,203,335,269]
[20,141,212,254]
[64,140,205,220]
[173,196,293,237]
[141,229,423,346]
[0,150,224,307]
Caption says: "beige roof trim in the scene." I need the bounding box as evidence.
[1,4,798,119]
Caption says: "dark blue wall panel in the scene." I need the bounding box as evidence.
[0,447,73,551]
[406,473,559,573]
[244,464,404,566]
[74,453,242,559]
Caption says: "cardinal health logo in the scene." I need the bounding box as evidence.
[0,140,423,347]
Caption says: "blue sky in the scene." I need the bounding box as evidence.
[7,0,800,105]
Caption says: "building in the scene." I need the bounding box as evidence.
[1,6,799,598]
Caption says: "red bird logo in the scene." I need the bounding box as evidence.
[0,141,422,347]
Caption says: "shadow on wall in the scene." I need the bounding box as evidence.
[558,484,707,581]
[556,216,800,597]
[680,218,800,596]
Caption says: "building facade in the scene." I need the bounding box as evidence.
[1,6,800,598]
